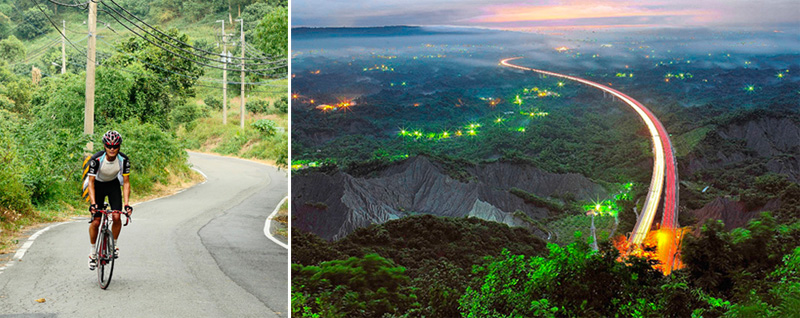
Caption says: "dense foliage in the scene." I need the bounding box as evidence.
[292,215,547,317]
[293,213,800,318]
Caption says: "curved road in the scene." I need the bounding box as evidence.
[0,152,288,317]
[500,58,679,263]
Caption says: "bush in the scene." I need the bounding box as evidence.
[275,95,288,113]
[101,119,190,193]
[0,34,24,62]
[246,99,270,114]
[0,110,33,219]
[204,95,221,110]
[170,102,208,128]
[251,119,277,136]
[16,121,90,206]
[0,95,14,112]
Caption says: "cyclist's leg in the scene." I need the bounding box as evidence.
[108,182,123,240]
[89,180,106,245]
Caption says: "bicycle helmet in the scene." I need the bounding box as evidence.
[102,130,122,147]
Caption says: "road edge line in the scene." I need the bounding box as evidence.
[0,221,74,275]
[264,196,288,250]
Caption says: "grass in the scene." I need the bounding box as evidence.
[274,199,288,238]
[674,125,714,158]
[177,97,288,167]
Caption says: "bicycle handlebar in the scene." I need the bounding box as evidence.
[92,209,132,226]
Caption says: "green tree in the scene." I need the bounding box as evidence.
[0,12,11,38]
[253,6,287,58]
[103,30,205,128]
[16,7,49,40]
[459,240,669,317]
[0,34,25,62]
[292,253,417,318]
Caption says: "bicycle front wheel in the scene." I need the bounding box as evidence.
[96,229,115,289]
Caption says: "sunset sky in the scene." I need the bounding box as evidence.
[292,0,799,30]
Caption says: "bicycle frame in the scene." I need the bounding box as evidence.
[94,207,131,289]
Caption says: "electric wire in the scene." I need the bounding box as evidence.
[98,7,285,75]
[98,4,282,67]
[45,0,91,8]
[105,0,283,62]
[97,37,285,86]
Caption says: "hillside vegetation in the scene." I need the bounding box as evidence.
[292,213,800,317]
[0,0,287,252]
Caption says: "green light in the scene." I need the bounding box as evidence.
[402,82,407,86]
[467,130,476,136]
[514,95,523,105]
[495,117,504,123]
[557,82,564,87]
[517,127,525,132]
[777,73,784,78]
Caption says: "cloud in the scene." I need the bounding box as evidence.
[292,0,800,30]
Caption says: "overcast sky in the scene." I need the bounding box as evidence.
[291,0,799,30]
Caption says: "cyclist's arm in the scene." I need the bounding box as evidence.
[122,174,130,208]
[88,175,97,205]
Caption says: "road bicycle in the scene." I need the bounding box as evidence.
[93,205,131,289]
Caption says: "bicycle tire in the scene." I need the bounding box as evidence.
[97,229,115,289]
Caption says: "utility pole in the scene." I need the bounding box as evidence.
[84,0,97,151]
[61,20,66,74]
[216,20,228,125]
[236,18,245,129]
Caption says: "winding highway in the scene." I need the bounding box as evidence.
[500,57,679,268]
[0,152,288,317]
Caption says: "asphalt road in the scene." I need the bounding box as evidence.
[0,152,288,317]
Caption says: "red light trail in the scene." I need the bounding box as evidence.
[501,57,680,273]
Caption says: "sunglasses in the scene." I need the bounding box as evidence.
[105,144,120,149]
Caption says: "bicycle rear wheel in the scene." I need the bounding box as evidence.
[96,229,115,289]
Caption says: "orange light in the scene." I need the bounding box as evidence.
[309,99,315,104]
[413,103,420,107]
[292,94,299,99]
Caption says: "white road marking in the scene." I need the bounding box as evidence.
[0,221,74,275]
[191,167,208,185]
[264,196,288,250]
[1,167,209,275]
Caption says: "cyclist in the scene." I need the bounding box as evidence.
[87,130,133,270]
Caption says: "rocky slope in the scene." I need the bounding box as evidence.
[684,116,800,182]
[687,197,782,234]
[292,156,607,240]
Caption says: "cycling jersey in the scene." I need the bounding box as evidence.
[87,151,131,185]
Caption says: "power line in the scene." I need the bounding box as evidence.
[29,0,94,65]
[69,41,285,87]
[98,4,282,68]
[66,60,283,94]
[105,0,283,62]
[98,7,285,75]
[45,0,91,8]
